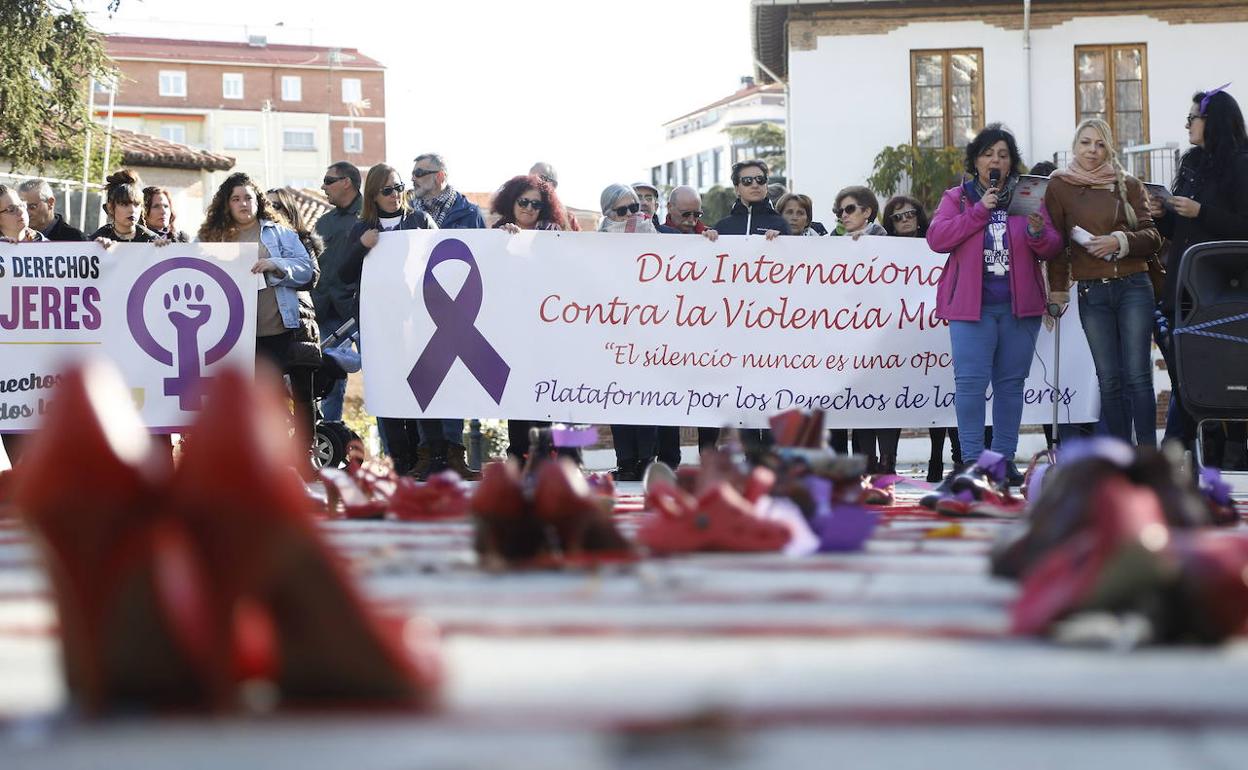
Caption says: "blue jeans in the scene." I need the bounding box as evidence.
[949,303,1041,462]
[1077,272,1158,447]
[419,419,465,446]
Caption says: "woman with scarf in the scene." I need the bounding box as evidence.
[1149,85,1248,456]
[1045,118,1161,447]
[598,183,659,480]
[926,123,1063,487]
[337,164,437,478]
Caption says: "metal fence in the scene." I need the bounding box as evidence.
[0,172,103,234]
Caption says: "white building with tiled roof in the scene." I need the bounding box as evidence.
[99,34,387,194]
[649,78,786,193]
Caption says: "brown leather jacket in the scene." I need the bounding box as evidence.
[1043,174,1160,292]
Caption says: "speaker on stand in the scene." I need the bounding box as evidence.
[1172,240,1248,470]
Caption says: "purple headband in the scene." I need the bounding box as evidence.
[1200,82,1232,116]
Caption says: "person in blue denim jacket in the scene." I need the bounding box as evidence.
[198,172,317,454]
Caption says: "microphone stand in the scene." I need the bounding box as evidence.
[1046,300,1067,445]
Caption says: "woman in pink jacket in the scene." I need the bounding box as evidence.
[926,123,1063,485]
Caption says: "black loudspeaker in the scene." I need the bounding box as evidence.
[1173,241,1248,419]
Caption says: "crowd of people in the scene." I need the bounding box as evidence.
[1,84,1245,484]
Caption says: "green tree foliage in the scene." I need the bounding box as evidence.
[699,185,737,225]
[868,144,965,215]
[0,0,115,171]
[726,122,785,176]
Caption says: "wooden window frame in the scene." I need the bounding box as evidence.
[909,48,985,149]
[1073,43,1150,148]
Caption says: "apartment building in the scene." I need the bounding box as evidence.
[100,35,386,191]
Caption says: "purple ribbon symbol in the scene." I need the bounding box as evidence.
[407,238,510,409]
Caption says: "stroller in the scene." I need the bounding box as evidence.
[310,317,365,470]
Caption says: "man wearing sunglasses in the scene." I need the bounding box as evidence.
[660,185,716,236]
[711,159,788,240]
[410,153,485,230]
[650,185,721,466]
[313,161,363,421]
[408,153,485,480]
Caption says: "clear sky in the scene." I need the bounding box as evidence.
[84,0,756,210]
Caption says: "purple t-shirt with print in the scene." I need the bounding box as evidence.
[982,208,1011,305]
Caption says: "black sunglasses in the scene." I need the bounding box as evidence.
[677,209,704,219]
[411,168,440,178]
[890,209,917,222]
[323,175,347,186]
[738,175,768,187]
[516,197,545,210]
[379,183,405,197]
[834,203,863,218]
[612,203,641,217]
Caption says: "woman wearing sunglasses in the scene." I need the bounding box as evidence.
[338,164,438,478]
[832,186,887,239]
[827,186,888,464]
[1148,85,1248,455]
[882,195,952,481]
[598,182,657,234]
[493,174,566,235]
[926,122,1062,491]
[489,175,579,465]
[777,193,827,236]
[596,183,659,480]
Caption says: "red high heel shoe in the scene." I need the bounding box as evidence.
[1011,475,1176,636]
[12,362,217,713]
[169,368,442,710]
[532,459,633,564]
[471,461,549,567]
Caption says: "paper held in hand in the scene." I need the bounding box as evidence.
[1006,175,1050,217]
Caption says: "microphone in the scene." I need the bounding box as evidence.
[989,168,1002,189]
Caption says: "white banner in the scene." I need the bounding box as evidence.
[0,242,257,432]
[361,230,1099,429]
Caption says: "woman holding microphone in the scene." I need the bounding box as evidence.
[926,123,1063,489]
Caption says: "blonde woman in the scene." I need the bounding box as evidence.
[1044,118,1161,446]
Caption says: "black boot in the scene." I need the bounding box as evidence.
[879,454,897,476]
[920,463,967,510]
[926,458,944,483]
[1004,460,1024,488]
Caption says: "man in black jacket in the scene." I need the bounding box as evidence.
[712,159,789,238]
[18,179,85,241]
[709,159,786,458]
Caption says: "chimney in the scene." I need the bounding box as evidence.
[740,75,755,89]
[248,35,267,47]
